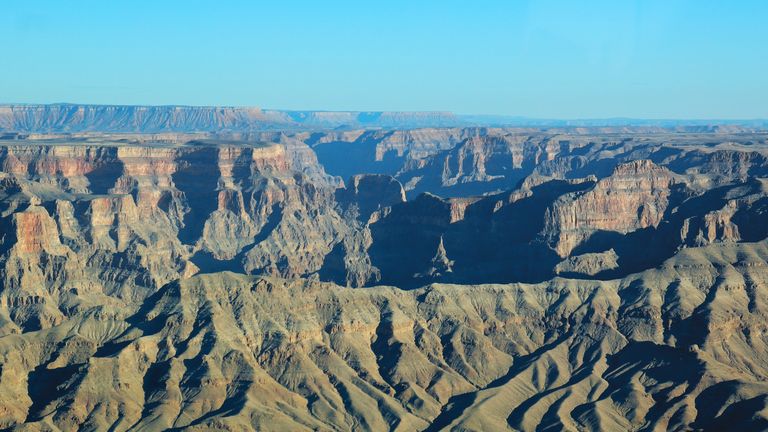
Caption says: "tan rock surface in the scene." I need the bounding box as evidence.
[1,242,768,430]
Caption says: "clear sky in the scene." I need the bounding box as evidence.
[2,0,767,118]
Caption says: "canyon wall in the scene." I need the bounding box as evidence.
[2,126,768,430]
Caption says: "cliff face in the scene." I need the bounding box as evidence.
[544,160,675,257]
[3,135,768,302]
[357,159,768,286]
[307,128,487,182]
[396,134,560,197]
[0,141,353,331]
[301,129,768,198]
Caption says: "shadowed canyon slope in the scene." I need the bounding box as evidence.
[1,121,768,430]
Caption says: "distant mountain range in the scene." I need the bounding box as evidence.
[1,103,767,132]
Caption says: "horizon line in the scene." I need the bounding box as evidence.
[0,102,767,123]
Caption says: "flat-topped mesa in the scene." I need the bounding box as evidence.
[217,144,290,173]
[544,160,676,257]
[0,104,462,132]
[0,104,291,133]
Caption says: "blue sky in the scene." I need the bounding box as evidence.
[2,0,767,118]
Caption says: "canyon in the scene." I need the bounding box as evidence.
[1,109,768,430]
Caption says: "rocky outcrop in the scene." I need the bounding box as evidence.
[555,249,620,276]
[678,178,768,246]
[544,160,676,257]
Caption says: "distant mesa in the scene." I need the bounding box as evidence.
[2,104,767,134]
[0,104,461,133]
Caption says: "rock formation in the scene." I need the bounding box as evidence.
[2,242,768,430]
[544,160,675,257]
[1,120,768,430]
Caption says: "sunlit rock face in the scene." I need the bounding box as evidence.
[0,141,351,325]
[543,160,675,257]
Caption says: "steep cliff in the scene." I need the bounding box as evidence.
[0,141,353,331]
[302,128,768,198]
[307,128,487,182]
[544,160,676,257]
